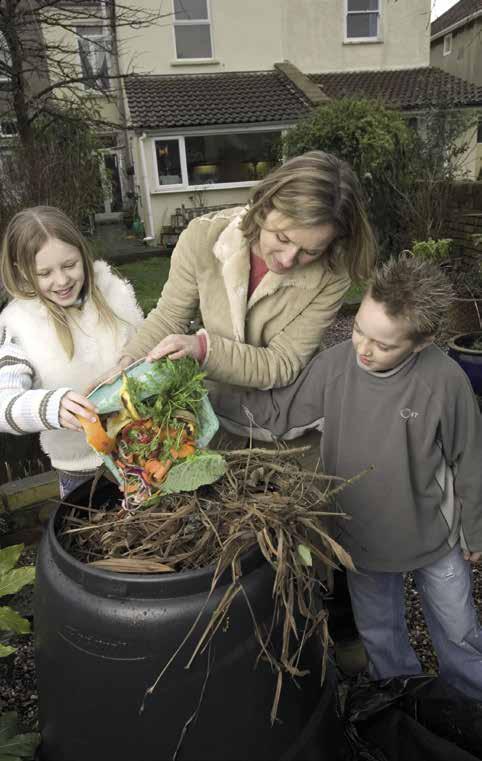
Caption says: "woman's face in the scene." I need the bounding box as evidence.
[35,237,85,307]
[252,210,337,274]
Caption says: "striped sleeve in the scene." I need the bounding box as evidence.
[0,326,70,435]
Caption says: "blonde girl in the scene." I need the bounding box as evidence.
[0,206,143,497]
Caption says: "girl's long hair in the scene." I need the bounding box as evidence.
[240,150,376,281]
[1,206,118,358]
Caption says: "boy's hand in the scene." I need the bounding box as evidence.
[146,335,202,362]
[83,355,135,395]
[60,392,98,431]
[463,549,481,563]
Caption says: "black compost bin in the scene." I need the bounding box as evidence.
[34,478,343,761]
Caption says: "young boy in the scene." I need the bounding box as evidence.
[209,254,482,701]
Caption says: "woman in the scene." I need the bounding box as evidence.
[113,150,376,389]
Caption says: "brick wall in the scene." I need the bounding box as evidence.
[445,182,482,258]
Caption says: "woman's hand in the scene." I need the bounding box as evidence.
[146,335,202,362]
[83,355,135,395]
[60,392,98,431]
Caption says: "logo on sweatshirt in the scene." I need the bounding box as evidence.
[400,408,419,420]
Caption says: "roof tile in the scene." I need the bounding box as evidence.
[125,70,312,130]
[431,0,482,37]
[309,67,482,109]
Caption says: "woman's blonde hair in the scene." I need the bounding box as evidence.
[1,206,119,358]
[240,151,376,281]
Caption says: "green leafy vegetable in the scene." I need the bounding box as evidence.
[159,452,226,496]
[125,358,206,429]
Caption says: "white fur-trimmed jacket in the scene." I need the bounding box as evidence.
[122,207,351,389]
[0,260,143,472]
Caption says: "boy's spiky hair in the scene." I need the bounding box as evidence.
[368,253,454,342]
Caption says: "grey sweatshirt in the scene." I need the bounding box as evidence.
[210,341,482,572]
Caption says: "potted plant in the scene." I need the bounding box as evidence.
[444,248,481,398]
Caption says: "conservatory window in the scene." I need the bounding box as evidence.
[173,0,213,60]
[346,0,380,40]
[77,25,111,91]
[154,131,281,189]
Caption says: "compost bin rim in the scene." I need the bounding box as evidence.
[47,479,265,598]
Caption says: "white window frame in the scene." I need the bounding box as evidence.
[76,24,112,91]
[443,33,452,56]
[344,0,382,44]
[151,127,283,193]
[172,0,214,62]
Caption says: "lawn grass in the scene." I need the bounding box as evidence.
[115,257,171,315]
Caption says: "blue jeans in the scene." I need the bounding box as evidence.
[58,472,94,501]
[347,545,482,701]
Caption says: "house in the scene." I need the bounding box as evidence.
[430,0,482,179]
[430,0,482,86]
[115,0,482,242]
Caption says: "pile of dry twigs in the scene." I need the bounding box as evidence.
[58,445,363,721]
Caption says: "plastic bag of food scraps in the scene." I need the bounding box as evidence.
[76,357,225,507]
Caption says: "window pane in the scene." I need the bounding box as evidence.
[174,0,208,20]
[76,25,104,36]
[156,140,182,185]
[175,25,212,58]
[347,12,378,37]
[185,132,281,185]
[77,26,111,89]
[347,0,378,10]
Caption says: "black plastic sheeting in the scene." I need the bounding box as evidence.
[341,675,482,761]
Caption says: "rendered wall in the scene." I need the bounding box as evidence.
[117,0,431,76]
[431,19,482,87]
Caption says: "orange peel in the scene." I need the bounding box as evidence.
[76,414,115,454]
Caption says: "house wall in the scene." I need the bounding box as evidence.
[117,0,431,76]
[431,18,482,86]
[40,10,125,128]
[284,0,431,73]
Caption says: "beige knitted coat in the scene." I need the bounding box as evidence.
[123,207,350,389]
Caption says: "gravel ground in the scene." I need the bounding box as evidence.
[1,312,481,735]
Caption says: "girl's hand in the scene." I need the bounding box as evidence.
[60,392,98,431]
[463,549,481,563]
[83,355,135,395]
[146,335,202,362]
